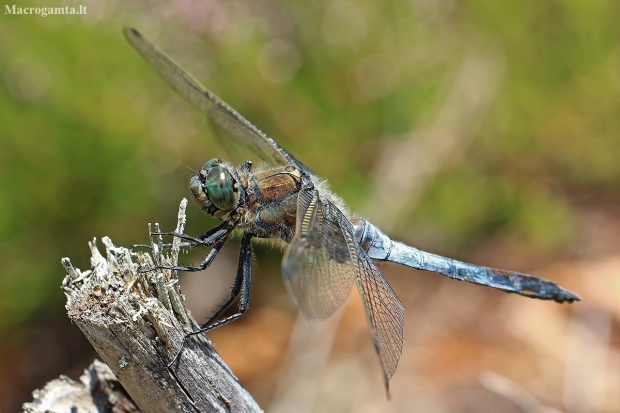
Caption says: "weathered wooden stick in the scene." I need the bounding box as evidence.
[60,199,262,413]
[22,360,140,413]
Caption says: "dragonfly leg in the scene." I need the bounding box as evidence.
[152,221,234,247]
[168,232,253,368]
[133,221,233,252]
[201,250,248,328]
[131,242,192,251]
[137,222,236,273]
[145,231,231,273]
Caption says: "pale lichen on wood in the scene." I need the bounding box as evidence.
[55,199,262,413]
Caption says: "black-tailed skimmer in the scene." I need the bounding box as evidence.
[124,27,579,393]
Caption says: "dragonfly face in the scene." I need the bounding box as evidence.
[124,27,580,394]
[189,159,240,219]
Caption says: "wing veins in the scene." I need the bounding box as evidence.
[123,27,313,171]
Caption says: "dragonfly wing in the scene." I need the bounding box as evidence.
[355,249,405,390]
[124,27,313,174]
[331,206,405,389]
[282,187,356,320]
[283,186,405,390]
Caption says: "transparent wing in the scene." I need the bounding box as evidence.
[282,187,356,320]
[124,27,313,174]
[283,186,405,389]
[337,212,405,389]
[356,248,405,389]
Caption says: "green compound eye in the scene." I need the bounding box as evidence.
[202,158,220,171]
[205,165,236,210]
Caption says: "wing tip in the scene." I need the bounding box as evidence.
[384,379,392,401]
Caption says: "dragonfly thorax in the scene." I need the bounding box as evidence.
[189,158,240,219]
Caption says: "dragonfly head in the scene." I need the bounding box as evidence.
[189,159,239,219]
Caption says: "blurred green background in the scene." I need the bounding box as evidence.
[1,0,619,411]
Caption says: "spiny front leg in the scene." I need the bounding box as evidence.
[139,222,234,274]
[155,221,234,247]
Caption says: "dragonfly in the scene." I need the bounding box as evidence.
[124,27,580,392]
